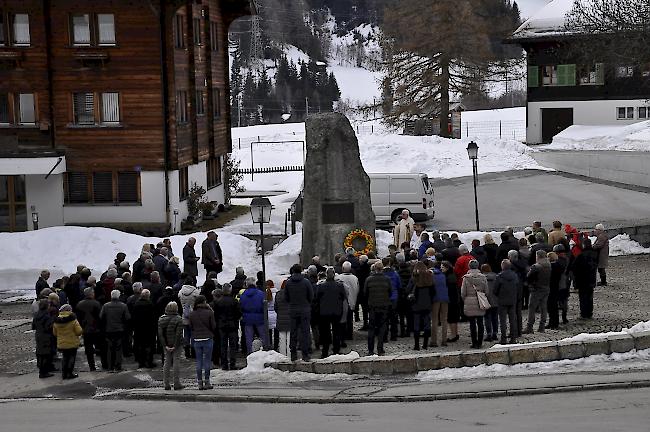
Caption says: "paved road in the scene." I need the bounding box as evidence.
[2,387,648,431]
[430,170,650,231]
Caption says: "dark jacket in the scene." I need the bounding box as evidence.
[418,240,434,258]
[483,243,499,272]
[75,298,102,334]
[131,297,157,337]
[550,257,568,297]
[132,258,146,283]
[33,308,54,355]
[572,249,598,289]
[494,269,519,307]
[432,268,448,303]
[284,273,314,316]
[164,262,181,286]
[153,254,168,278]
[189,303,216,339]
[411,283,435,312]
[182,244,199,277]
[239,287,266,326]
[230,274,247,296]
[35,277,50,298]
[365,273,392,309]
[274,288,291,332]
[444,271,459,305]
[397,263,413,300]
[527,259,552,293]
[213,295,241,331]
[100,299,131,333]
[471,246,488,266]
[158,314,183,349]
[441,247,460,265]
[201,238,223,272]
[316,280,347,317]
[529,243,553,266]
[497,238,519,264]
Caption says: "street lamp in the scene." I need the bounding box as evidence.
[250,197,273,282]
[466,141,480,231]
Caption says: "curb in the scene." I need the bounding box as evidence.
[97,379,650,404]
[268,330,650,375]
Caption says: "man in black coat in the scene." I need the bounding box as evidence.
[529,232,553,266]
[316,268,347,358]
[497,232,519,264]
[284,264,314,362]
[76,288,107,371]
[356,256,371,329]
[131,289,157,368]
[35,270,50,298]
[183,237,200,278]
[494,260,519,344]
[214,284,241,370]
[201,232,223,276]
[572,239,599,319]
[364,262,393,356]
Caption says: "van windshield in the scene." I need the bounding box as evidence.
[421,175,432,194]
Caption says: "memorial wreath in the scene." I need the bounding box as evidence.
[343,229,375,256]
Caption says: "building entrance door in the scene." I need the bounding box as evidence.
[0,176,27,232]
[541,108,574,143]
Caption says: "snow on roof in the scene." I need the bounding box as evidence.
[512,0,576,40]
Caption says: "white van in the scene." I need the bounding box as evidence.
[369,173,434,224]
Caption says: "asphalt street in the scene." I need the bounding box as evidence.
[430,170,650,231]
[2,387,649,432]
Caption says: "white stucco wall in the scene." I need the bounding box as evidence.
[63,171,167,225]
[25,174,64,230]
[527,99,650,144]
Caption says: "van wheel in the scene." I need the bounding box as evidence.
[392,209,408,225]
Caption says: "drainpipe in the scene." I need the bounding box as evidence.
[44,0,55,149]
[159,0,172,230]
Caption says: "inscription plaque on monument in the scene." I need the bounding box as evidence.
[322,203,355,224]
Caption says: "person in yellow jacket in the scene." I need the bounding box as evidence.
[53,304,83,379]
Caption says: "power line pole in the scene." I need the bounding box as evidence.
[249,0,263,77]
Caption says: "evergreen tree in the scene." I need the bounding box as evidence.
[230,48,244,127]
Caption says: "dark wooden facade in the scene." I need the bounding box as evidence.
[0,0,252,172]
[519,38,650,103]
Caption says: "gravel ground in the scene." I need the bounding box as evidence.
[1,254,648,376]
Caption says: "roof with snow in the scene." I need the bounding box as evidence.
[511,0,575,41]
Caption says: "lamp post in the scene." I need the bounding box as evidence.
[250,197,273,282]
[466,141,480,231]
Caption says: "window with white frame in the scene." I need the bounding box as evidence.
[18,93,35,124]
[639,107,648,119]
[71,14,91,45]
[101,92,120,123]
[12,14,30,46]
[617,107,635,120]
[615,65,634,78]
[542,66,558,86]
[97,14,115,45]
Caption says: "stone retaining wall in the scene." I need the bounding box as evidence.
[268,330,650,375]
[532,149,650,188]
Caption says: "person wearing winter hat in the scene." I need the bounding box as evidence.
[53,304,82,379]
[593,223,609,286]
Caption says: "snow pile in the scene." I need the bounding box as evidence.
[561,318,650,343]
[0,226,258,298]
[316,351,360,362]
[207,350,360,384]
[417,349,650,382]
[545,122,650,151]
[462,107,526,123]
[266,233,302,276]
[608,234,650,256]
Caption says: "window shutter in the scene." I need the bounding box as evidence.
[101,92,120,123]
[0,94,10,123]
[527,66,539,88]
[67,173,88,203]
[117,172,139,203]
[92,172,113,203]
[595,63,605,85]
[566,64,576,86]
[557,65,566,86]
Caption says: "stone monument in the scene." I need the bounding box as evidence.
[301,113,376,266]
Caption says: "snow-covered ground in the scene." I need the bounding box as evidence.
[544,122,650,152]
[417,349,650,382]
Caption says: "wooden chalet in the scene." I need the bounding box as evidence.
[0,0,253,233]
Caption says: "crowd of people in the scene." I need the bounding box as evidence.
[30,218,610,389]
